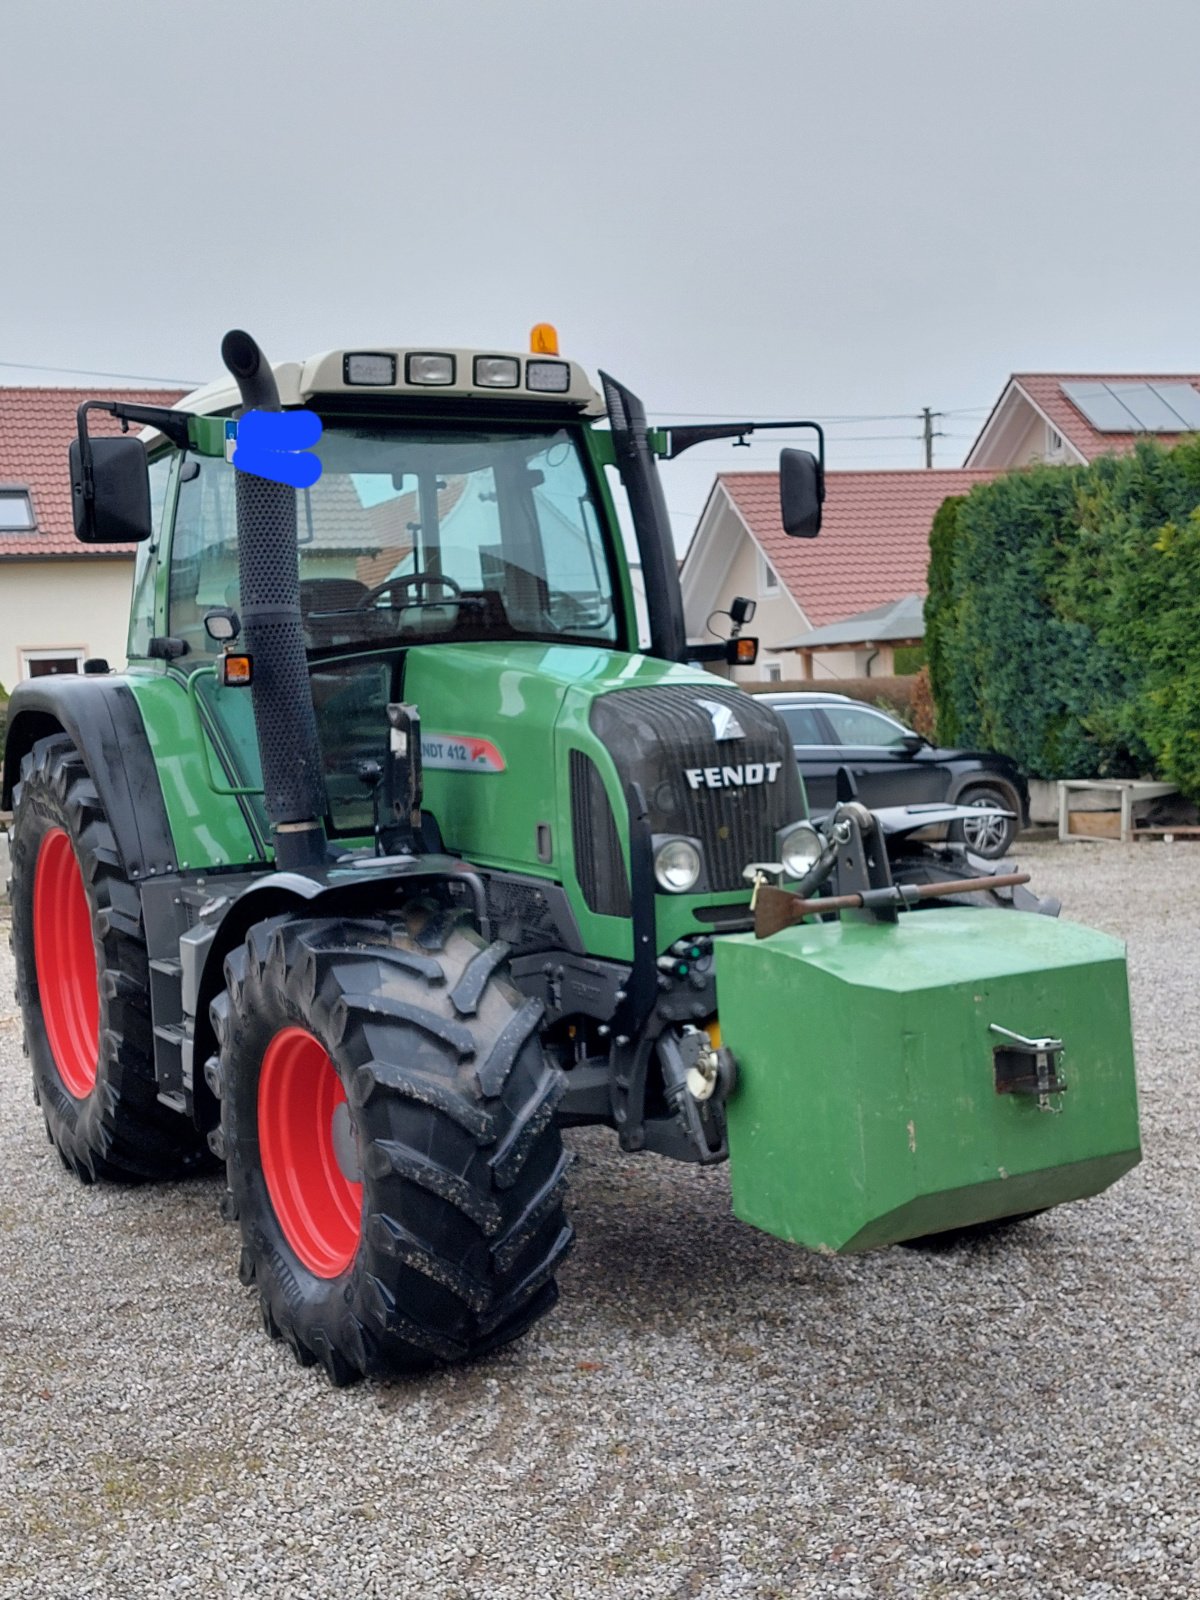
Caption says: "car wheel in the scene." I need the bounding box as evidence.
[951,784,1018,859]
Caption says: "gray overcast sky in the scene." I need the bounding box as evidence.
[4,0,1199,541]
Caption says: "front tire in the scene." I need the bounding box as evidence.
[9,734,207,1181]
[210,913,573,1383]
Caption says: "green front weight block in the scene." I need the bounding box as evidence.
[717,908,1140,1252]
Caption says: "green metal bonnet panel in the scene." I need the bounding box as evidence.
[401,641,727,960]
[717,908,1140,1252]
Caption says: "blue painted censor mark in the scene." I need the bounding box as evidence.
[231,409,323,488]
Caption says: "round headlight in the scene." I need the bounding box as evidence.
[654,838,702,893]
[779,821,824,881]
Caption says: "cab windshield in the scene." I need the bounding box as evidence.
[166,422,622,657]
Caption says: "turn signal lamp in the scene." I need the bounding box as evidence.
[222,653,253,686]
[733,636,759,665]
[530,323,559,355]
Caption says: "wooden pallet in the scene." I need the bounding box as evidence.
[1133,825,1200,841]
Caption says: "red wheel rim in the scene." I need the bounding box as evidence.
[258,1027,363,1278]
[33,827,100,1099]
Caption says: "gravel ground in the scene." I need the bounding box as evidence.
[0,839,1197,1600]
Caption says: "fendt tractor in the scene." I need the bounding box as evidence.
[3,329,1140,1384]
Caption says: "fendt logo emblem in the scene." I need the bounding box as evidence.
[685,762,782,791]
[697,699,745,742]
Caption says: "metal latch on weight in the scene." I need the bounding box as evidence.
[989,1023,1067,1110]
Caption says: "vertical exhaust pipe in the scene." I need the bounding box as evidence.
[221,329,327,870]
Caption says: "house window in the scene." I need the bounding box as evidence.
[20,649,85,679]
[759,552,780,596]
[1045,425,1064,457]
[762,662,782,682]
[0,489,35,530]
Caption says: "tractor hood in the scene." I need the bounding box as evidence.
[402,639,717,750]
[401,641,805,959]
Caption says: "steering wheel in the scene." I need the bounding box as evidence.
[356,570,463,609]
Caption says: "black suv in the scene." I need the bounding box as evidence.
[760,692,1030,858]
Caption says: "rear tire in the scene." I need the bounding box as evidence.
[210,913,573,1383]
[9,734,208,1181]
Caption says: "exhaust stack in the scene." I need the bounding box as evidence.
[220,329,327,870]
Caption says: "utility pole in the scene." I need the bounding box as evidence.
[921,407,943,469]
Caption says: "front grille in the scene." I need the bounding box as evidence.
[569,749,632,918]
[588,685,801,893]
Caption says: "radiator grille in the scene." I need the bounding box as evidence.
[588,685,801,893]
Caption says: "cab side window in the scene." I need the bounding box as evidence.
[168,454,240,662]
[128,451,177,660]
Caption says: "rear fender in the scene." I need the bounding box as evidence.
[1,678,176,880]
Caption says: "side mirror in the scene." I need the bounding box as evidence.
[900,731,927,754]
[780,447,824,538]
[69,435,153,543]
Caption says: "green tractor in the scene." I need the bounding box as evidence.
[3,329,1140,1383]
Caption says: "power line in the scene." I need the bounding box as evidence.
[654,403,992,422]
[0,359,200,386]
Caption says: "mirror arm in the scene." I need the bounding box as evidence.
[74,399,192,514]
[663,418,826,468]
[76,399,192,455]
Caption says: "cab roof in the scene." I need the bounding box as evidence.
[174,346,606,420]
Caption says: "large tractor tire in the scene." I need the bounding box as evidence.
[8,734,207,1181]
[209,912,573,1384]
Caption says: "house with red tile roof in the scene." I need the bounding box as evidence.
[965,373,1200,468]
[683,371,1200,684]
[681,468,995,683]
[0,387,186,692]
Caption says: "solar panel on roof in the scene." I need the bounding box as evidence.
[1061,382,1141,431]
[1151,383,1200,429]
[1108,383,1199,431]
[1062,380,1200,433]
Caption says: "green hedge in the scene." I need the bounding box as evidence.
[924,497,964,744]
[930,438,1200,796]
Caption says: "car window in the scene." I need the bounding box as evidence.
[822,705,910,747]
[775,705,829,744]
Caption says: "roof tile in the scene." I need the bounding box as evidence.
[717,468,995,628]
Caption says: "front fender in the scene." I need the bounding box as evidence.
[184,855,482,1113]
